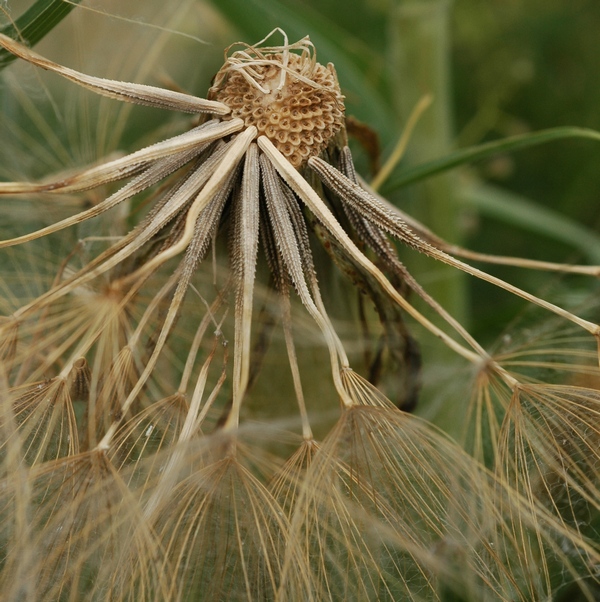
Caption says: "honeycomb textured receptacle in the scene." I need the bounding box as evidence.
[210,52,345,168]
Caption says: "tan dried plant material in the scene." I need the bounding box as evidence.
[209,33,345,167]
[2,24,600,601]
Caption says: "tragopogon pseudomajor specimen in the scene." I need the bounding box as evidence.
[2,27,600,601]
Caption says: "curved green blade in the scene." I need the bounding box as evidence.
[383,127,600,192]
[462,182,600,264]
[0,0,83,70]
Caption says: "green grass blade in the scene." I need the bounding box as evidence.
[461,182,600,264]
[0,0,83,69]
[383,127,600,192]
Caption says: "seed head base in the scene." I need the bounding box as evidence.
[209,29,345,168]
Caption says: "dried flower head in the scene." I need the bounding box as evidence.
[209,31,345,167]
[2,25,600,601]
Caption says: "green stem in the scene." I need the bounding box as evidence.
[388,0,467,314]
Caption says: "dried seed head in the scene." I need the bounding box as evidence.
[209,32,345,168]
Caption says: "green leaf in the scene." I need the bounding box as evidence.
[461,182,600,264]
[382,127,600,192]
[0,0,83,70]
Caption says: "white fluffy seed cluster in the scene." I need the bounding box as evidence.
[210,54,345,167]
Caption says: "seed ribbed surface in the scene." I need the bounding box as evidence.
[210,54,344,167]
